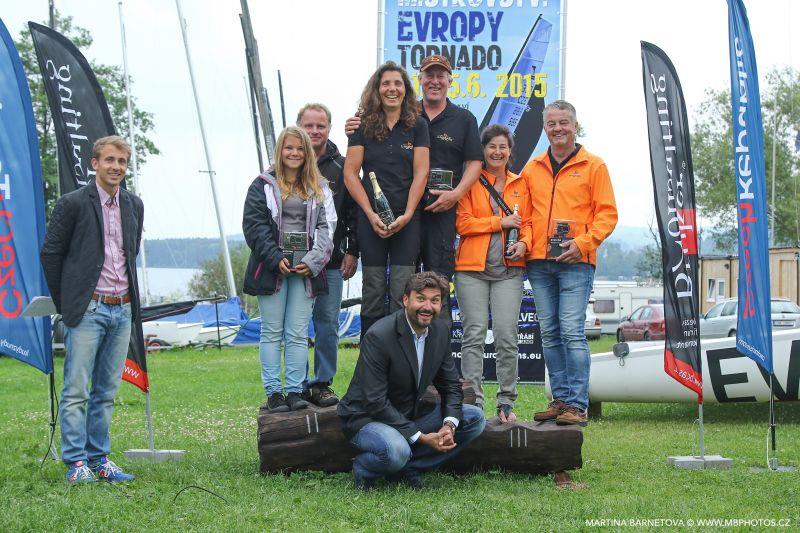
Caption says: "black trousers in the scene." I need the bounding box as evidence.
[419,207,457,327]
[358,210,421,335]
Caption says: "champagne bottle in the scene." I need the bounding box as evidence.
[369,172,396,227]
[505,203,520,257]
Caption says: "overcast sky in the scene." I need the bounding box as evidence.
[2,0,798,241]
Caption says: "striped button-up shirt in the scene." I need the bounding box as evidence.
[95,181,129,295]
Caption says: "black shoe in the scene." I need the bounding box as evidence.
[307,385,339,407]
[266,393,290,413]
[353,470,378,491]
[285,392,309,411]
[387,468,424,490]
[399,469,424,490]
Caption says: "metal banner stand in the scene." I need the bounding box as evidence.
[21,297,59,461]
[750,375,796,473]
[123,388,185,462]
[667,401,732,470]
[123,326,185,462]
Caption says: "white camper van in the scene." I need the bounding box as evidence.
[591,282,664,334]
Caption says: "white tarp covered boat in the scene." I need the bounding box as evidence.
[142,321,203,347]
[547,329,800,404]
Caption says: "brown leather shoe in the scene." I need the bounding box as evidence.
[556,406,588,427]
[533,399,567,421]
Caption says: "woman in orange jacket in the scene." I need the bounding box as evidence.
[453,124,532,422]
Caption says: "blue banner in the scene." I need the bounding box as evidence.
[727,0,772,373]
[384,1,563,173]
[0,18,52,374]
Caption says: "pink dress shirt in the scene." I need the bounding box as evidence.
[95,181,129,295]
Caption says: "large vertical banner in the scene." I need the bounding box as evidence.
[727,0,772,373]
[29,22,148,391]
[384,0,563,173]
[641,42,702,399]
[28,22,116,195]
[0,18,52,374]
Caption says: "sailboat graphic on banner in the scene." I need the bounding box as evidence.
[480,15,552,173]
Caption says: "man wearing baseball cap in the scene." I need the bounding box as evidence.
[346,55,483,327]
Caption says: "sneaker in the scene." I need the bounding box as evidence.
[555,406,588,427]
[89,457,135,483]
[66,460,96,484]
[285,392,309,411]
[266,393,290,413]
[306,385,339,407]
[533,399,567,422]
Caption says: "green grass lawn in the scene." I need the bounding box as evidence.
[1,336,798,531]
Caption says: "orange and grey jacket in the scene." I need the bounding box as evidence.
[455,169,533,271]
[521,145,617,266]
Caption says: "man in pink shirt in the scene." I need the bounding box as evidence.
[41,136,144,484]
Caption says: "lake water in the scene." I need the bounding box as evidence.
[137,267,200,301]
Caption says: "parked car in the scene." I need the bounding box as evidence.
[585,300,601,339]
[616,304,665,342]
[699,298,800,338]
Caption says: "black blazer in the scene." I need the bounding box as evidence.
[337,310,463,440]
[40,181,144,328]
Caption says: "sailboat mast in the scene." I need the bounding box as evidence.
[118,0,151,305]
[175,0,237,298]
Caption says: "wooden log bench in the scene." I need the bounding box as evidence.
[257,384,582,476]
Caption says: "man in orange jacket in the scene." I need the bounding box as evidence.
[521,100,617,426]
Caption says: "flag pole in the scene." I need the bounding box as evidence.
[48,371,58,460]
[145,390,156,452]
[277,70,286,129]
[46,0,59,452]
[175,0,237,298]
[118,0,151,305]
[697,401,705,459]
[376,0,383,67]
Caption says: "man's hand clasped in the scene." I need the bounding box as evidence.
[340,254,357,280]
[555,240,582,264]
[418,424,457,453]
[425,189,460,212]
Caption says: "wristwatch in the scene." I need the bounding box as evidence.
[443,420,456,433]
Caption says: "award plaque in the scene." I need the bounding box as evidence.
[428,168,454,191]
[548,220,574,258]
[282,231,309,268]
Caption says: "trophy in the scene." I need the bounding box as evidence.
[427,168,454,191]
[282,231,309,268]
[424,168,454,208]
[548,220,574,258]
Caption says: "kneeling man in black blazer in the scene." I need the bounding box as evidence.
[338,272,485,489]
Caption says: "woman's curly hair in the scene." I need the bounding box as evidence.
[358,61,420,141]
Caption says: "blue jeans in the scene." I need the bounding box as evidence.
[349,404,486,480]
[308,268,343,387]
[61,300,132,465]
[258,275,314,395]
[527,260,594,411]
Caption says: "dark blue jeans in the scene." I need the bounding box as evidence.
[527,260,594,411]
[349,404,486,480]
[308,268,343,387]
